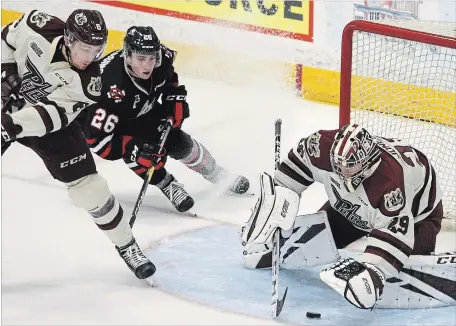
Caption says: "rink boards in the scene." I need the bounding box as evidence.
[2,7,455,126]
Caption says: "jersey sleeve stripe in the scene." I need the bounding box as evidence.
[40,98,69,127]
[99,144,112,159]
[87,137,97,145]
[288,149,314,180]
[34,105,54,134]
[91,134,114,153]
[278,161,314,187]
[121,136,133,154]
[366,237,409,266]
[364,245,404,271]
[418,167,437,217]
[370,229,413,256]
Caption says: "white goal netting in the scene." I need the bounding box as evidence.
[346,20,456,229]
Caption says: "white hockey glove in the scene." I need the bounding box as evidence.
[320,258,385,309]
[241,172,300,268]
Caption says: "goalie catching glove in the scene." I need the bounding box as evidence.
[320,258,385,309]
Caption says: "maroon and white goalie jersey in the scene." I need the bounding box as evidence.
[275,129,442,277]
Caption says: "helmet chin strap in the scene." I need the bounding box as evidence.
[62,42,75,67]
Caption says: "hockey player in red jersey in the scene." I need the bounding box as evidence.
[1,10,156,280]
[78,26,250,213]
[242,124,455,309]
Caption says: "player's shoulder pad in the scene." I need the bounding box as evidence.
[297,129,337,172]
[72,63,102,103]
[25,10,65,42]
[363,155,406,217]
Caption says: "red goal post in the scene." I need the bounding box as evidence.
[338,19,456,229]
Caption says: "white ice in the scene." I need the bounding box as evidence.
[1,76,454,325]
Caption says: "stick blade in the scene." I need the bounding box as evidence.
[274,286,288,318]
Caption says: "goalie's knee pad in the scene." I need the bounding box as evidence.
[378,252,456,309]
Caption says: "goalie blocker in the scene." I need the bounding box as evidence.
[241,173,456,309]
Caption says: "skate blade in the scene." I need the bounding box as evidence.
[144,276,155,287]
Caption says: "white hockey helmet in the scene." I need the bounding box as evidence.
[330,123,381,192]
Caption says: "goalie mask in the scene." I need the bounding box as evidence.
[330,124,380,192]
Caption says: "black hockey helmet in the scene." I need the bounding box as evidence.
[64,9,108,60]
[124,26,162,66]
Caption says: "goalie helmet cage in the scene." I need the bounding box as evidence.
[339,19,456,230]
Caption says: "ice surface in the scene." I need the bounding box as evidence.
[1,75,453,325]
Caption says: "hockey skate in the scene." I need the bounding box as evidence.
[159,174,195,212]
[228,175,250,194]
[208,167,250,195]
[116,238,156,279]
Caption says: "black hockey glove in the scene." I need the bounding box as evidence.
[1,112,22,145]
[123,137,167,170]
[162,85,189,128]
[137,143,167,169]
[1,63,24,113]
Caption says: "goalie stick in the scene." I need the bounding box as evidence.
[129,119,173,227]
[272,118,288,318]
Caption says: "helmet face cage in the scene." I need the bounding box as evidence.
[123,26,162,67]
[330,124,380,192]
[65,9,108,61]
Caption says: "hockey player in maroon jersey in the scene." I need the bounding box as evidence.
[77,26,250,213]
[242,124,455,309]
[1,10,156,280]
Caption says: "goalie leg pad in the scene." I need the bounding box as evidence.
[281,211,340,269]
[241,172,299,246]
[377,252,456,309]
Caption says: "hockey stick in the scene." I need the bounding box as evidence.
[129,119,173,227]
[272,118,288,318]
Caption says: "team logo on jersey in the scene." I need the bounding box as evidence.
[306,132,321,158]
[20,57,52,104]
[332,185,369,230]
[384,188,405,212]
[107,85,125,103]
[29,11,51,28]
[75,12,87,25]
[138,99,155,117]
[87,77,102,97]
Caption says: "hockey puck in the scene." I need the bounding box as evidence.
[306,312,321,319]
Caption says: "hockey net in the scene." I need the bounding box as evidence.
[339,20,456,230]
